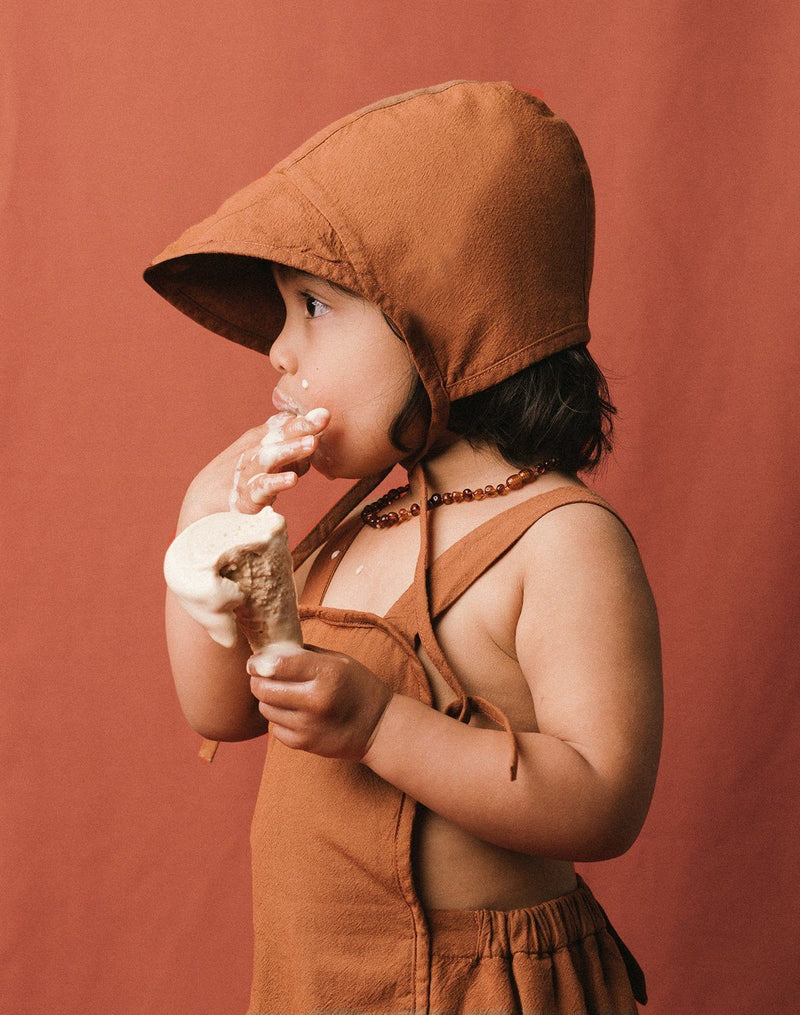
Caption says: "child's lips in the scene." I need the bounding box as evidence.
[272,390,331,434]
[271,388,301,415]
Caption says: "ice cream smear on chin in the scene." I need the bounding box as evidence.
[164,508,302,651]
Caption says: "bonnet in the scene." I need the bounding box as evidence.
[145,80,594,557]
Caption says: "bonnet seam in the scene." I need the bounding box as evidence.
[451,322,589,390]
[148,166,358,252]
[158,236,347,262]
[286,81,467,170]
[561,122,592,306]
[281,172,374,290]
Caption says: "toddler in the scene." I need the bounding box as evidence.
[146,80,661,1014]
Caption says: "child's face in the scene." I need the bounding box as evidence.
[269,265,418,479]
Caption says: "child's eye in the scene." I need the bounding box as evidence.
[302,294,329,319]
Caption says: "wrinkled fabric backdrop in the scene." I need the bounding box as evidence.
[2,2,798,1012]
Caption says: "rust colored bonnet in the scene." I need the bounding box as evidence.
[144,79,594,462]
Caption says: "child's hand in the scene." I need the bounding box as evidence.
[247,646,393,761]
[179,408,331,526]
[226,408,331,513]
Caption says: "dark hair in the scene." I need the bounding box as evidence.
[389,344,616,474]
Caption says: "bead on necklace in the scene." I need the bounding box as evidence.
[360,458,560,529]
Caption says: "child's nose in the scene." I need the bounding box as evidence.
[269,326,297,375]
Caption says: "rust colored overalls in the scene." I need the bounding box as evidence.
[248,484,646,1014]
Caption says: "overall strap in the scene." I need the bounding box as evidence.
[299,513,363,608]
[411,465,522,779]
[388,485,631,625]
[409,476,632,782]
[430,486,630,619]
[291,469,390,571]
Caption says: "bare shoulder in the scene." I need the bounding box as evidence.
[513,493,660,677]
[510,492,662,854]
[512,490,662,750]
[515,492,651,603]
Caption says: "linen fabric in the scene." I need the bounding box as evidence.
[426,879,641,1015]
[247,486,645,1014]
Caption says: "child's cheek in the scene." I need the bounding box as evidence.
[309,429,336,477]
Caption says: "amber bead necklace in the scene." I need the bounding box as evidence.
[360,458,560,529]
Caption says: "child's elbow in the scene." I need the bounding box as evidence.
[529,774,652,862]
[182,704,269,742]
[578,823,640,862]
[515,803,645,862]
[574,795,650,861]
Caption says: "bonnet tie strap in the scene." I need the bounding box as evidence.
[412,464,519,781]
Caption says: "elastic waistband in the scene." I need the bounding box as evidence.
[426,876,607,958]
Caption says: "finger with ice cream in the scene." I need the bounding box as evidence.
[228,407,330,512]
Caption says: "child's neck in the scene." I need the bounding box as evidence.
[420,437,514,494]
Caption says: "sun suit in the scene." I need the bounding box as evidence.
[247,484,647,1014]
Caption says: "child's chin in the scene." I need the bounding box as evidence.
[311,461,335,480]
[312,460,358,481]
[311,441,403,481]
[309,448,336,480]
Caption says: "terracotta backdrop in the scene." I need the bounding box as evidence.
[3,2,798,1012]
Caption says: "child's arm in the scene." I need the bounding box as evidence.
[249,504,662,860]
[166,589,266,741]
[165,412,327,741]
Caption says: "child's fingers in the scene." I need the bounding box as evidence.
[228,409,329,510]
[245,471,298,508]
[259,407,330,442]
[251,674,304,706]
[254,696,305,738]
[253,435,317,474]
[249,668,315,727]
[230,438,312,511]
[230,470,296,513]
[258,717,309,752]
[280,407,331,439]
[248,646,310,680]
[250,677,310,712]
